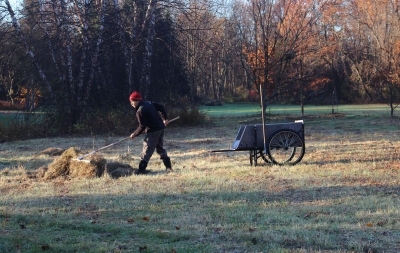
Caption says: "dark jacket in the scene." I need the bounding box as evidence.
[131,101,168,137]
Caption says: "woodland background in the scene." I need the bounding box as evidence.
[1,0,400,134]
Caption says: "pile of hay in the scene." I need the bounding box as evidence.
[42,147,106,180]
[106,162,134,179]
[37,147,135,180]
[69,154,107,179]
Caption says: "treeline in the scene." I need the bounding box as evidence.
[0,0,399,130]
[1,0,191,132]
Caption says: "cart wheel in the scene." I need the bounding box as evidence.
[249,150,257,166]
[249,150,271,166]
[259,150,271,163]
[268,130,305,165]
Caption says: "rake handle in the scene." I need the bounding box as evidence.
[77,136,131,160]
[167,116,180,124]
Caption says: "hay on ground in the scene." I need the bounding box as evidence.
[69,154,106,179]
[42,147,106,180]
[106,162,134,178]
[43,147,80,180]
[32,166,48,179]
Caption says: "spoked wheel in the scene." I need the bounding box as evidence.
[268,130,305,165]
[259,150,271,163]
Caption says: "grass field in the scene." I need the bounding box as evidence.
[1,104,400,252]
[0,111,23,125]
[199,103,394,117]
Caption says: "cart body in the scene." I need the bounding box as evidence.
[213,120,305,166]
[232,121,304,150]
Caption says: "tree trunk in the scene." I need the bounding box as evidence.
[140,0,157,100]
[81,0,107,118]
[113,0,132,95]
[5,0,54,101]
[59,0,75,105]
[129,2,139,92]
[38,0,62,81]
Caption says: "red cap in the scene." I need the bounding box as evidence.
[129,91,142,101]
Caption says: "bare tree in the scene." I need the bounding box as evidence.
[4,0,54,101]
[140,0,157,100]
[345,0,400,115]
[237,0,332,108]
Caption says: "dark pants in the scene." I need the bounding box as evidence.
[141,129,168,162]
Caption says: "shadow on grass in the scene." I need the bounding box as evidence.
[1,184,399,252]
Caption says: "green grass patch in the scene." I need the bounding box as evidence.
[0,112,25,125]
[200,103,394,117]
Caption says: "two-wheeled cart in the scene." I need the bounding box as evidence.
[212,120,305,166]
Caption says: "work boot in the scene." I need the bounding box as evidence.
[135,160,148,175]
[162,157,173,172]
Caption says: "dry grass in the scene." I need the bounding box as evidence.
[0,114,400,252]
[38,147,107,180]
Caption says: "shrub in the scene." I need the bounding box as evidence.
[75,105,207,135]
[171,106,208,126]
[224,86,257,103]
[166,97,208,126]
[82,108,136,135]
[0,101,207,142]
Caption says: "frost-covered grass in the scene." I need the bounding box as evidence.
[0,110,399,252]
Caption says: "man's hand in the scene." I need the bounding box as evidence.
[163,119,169,126]
[130,133,135,139]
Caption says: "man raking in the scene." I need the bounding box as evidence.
[129,91,173,175]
